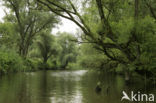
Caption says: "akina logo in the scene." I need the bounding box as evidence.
[121,91,154,102]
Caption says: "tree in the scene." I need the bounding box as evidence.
[2,0,58,57]
[37,31,57,64]
[56,32,78,69]
[0,22,17,48]
[78,43,109,70]
[144,0,156,20]
[37,0,156,80]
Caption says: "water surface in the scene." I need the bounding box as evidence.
[0,70,155,103]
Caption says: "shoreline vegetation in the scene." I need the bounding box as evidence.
[0,0,156,85]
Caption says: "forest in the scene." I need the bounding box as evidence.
[0,0,155,81]
[0,0,156,103]
[0,0,156,102]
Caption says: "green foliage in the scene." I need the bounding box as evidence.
[37,31,57,64]
[81,0,156,78]
[0,0,155,82]
[23,58,39,71]
[77,43,107,70]
[56,32,78,69]
[0,46,40,74]
[66,62,83,70]
[111,18,134,43]
[2,0,59,57]
[0,49,23,74]
[0,22,17,48]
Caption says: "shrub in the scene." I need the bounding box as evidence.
[0,50,24,74]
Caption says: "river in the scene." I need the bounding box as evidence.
[0,70,155,103]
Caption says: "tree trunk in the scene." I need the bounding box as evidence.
[19,40,30,58]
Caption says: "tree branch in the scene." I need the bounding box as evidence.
[68,0,93,36]
[37,0,89,35]
[145,0,156,19]
[46,0,76,15]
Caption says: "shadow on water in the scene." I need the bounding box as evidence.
[0,70,155,103]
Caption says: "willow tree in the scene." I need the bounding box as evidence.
[37,0,156,80]
[56,32,78,69]
[2,0,58,57]
[37,31,57,64]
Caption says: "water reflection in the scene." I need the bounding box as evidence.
[0,70,155,103]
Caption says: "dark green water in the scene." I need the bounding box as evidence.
[0,70,155,103]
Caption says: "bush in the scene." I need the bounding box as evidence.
[66,62,83,70]
[23,58,39,71]
[0,49,41,74]
[0,50,24,74]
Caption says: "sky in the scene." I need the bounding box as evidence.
[52,17,79,35]
[0,2,5,22]
[0,2,78,35]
